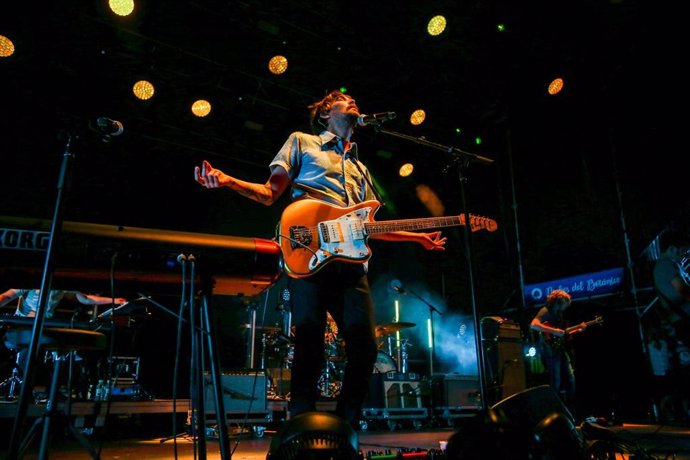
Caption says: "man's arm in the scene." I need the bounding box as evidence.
[369,231,447,251]
[530,311,565,337]
[0,289,19,307]
[194,160,291,206]
[74,292,126,306]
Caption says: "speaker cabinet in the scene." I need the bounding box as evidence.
[432,374,480,408]
[203,370,267,414]
[266,367,291,396]
[481,317,526,404]
[365,372,422,409]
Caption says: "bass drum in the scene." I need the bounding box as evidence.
[373,351,397,374]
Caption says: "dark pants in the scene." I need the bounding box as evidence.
[288,263,378,426]
[539,343,576,411]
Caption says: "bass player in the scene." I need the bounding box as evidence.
[530,289,588,414]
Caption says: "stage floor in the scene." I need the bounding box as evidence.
[6,423,690,459]
[2,400,690,459]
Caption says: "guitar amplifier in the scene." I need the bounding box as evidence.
[431,373,481,408]
[481,317,526,404]
[365,372,423,409]
[203,370,267,414]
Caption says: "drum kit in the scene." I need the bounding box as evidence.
[258,316,416,398]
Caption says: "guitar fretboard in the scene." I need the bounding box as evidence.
[364,216,465,234]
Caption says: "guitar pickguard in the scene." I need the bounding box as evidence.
[306,206,373,271]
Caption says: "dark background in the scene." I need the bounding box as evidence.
[1,0,687,418]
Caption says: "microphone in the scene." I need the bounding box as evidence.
[357,112,396,126]
[390,279,406,295]
[94,117,124,137]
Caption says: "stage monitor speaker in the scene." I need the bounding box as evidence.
[490,384,574,426]
[445,386,581,460]
[203,370,267,414]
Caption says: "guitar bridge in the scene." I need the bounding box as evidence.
[289,226,312,249]
[319,223,330,242]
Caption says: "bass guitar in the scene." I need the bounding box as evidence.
[277,199,498,278]
[541,315,604,350]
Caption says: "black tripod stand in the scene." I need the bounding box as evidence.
[0,349,23,400]
[175,256,233,460]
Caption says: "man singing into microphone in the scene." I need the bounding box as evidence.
[195,90,445,428]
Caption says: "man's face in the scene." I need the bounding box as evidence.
[328,94,359,121]
[555,299,571,313]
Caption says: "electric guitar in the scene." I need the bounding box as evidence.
[540,315,604,350]
[276,199,498,278]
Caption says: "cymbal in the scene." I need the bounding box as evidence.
[375,321,415,337]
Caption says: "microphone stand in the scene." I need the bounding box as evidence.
[376,125,493,411]
[396,287,442,377]
[8,134,76,460]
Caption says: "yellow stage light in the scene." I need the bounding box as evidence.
[191,99,212,117]
[410,109,426,126]
[0,35,15,57]
[268,55,288,75]
[427,15,447,36]
[109,0,135,16]
[132,80,155,100]
[548,78,564,95]
[399,163,414,177]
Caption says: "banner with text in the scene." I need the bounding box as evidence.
[523,267,625,307]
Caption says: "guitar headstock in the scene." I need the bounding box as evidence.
[459,214,498,233]
[592,315,604,326]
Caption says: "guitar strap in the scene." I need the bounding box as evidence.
[348,153,386,207]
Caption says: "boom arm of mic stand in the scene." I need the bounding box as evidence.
[135,293,187,324]
[404,287,443,316]
[377,127,494,165]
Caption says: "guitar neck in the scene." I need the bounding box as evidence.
[565,317,602,334]
[365,216,465,234]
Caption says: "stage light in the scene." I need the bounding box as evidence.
[268,55,288,75]
[339,86,348,93]
[415,184,445,217]
[399,163,414,177]
[427,15,447,36]
[410,109,426,125]
[548,77,564,95]
[191,99,212,117]
[497,23,507,32]
[474,137,482,145]
[109,0,134,16]
[132,80,154,100]
[0,35,15,57]
[266,412,358,460]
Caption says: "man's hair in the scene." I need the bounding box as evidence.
[545,289,571,307]
[308,90,347,127]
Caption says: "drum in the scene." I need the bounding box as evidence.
[373,351,397,374]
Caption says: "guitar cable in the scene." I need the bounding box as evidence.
[274,231,320,259]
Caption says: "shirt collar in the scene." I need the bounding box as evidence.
[319,131,358,158]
